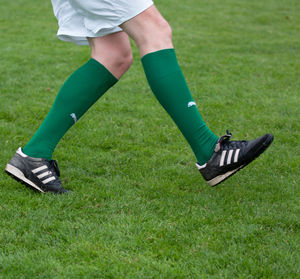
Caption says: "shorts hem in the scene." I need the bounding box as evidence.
[55,1,154,45]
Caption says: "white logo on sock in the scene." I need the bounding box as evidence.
[70,113,77,123]
[188,101,196,108]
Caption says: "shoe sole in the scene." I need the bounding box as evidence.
[207,165,245,186]
[5,164,45,193]
[207,134,274,187]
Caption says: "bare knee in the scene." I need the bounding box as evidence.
[88,32,133,79]
[107,46,133,76]
[121,6,173,56]
[147,16,172,46]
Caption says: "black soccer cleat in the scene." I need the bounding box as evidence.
[5,148,70,194]
[196,130,274,186]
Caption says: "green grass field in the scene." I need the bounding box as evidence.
[0,0,299,278]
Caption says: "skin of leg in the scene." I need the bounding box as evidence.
[88,31,133,79]
[120,5,173,57]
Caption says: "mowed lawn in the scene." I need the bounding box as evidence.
[0,0,299,278]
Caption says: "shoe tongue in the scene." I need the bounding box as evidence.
[214,142,221,152]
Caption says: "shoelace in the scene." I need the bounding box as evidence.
[214,130,232,152]
[48,160,60,177]
[215,130,248,152]
[218,129,232,144]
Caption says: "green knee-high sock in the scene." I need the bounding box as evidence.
[142,49,218,164]
[23,59,118,160]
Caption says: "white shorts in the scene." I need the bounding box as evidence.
[51,0,154,45]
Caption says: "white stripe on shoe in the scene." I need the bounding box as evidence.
[227,149,233,165]
[42,176,55,184]
[32,165,48,174]
[234,149,240,163]
[220,150,227,166]
[37,171,52,179]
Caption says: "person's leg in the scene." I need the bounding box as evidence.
[122,6,274,187]
[121,6,218,165]
[23,32,133,160]
[88,32,133,80]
